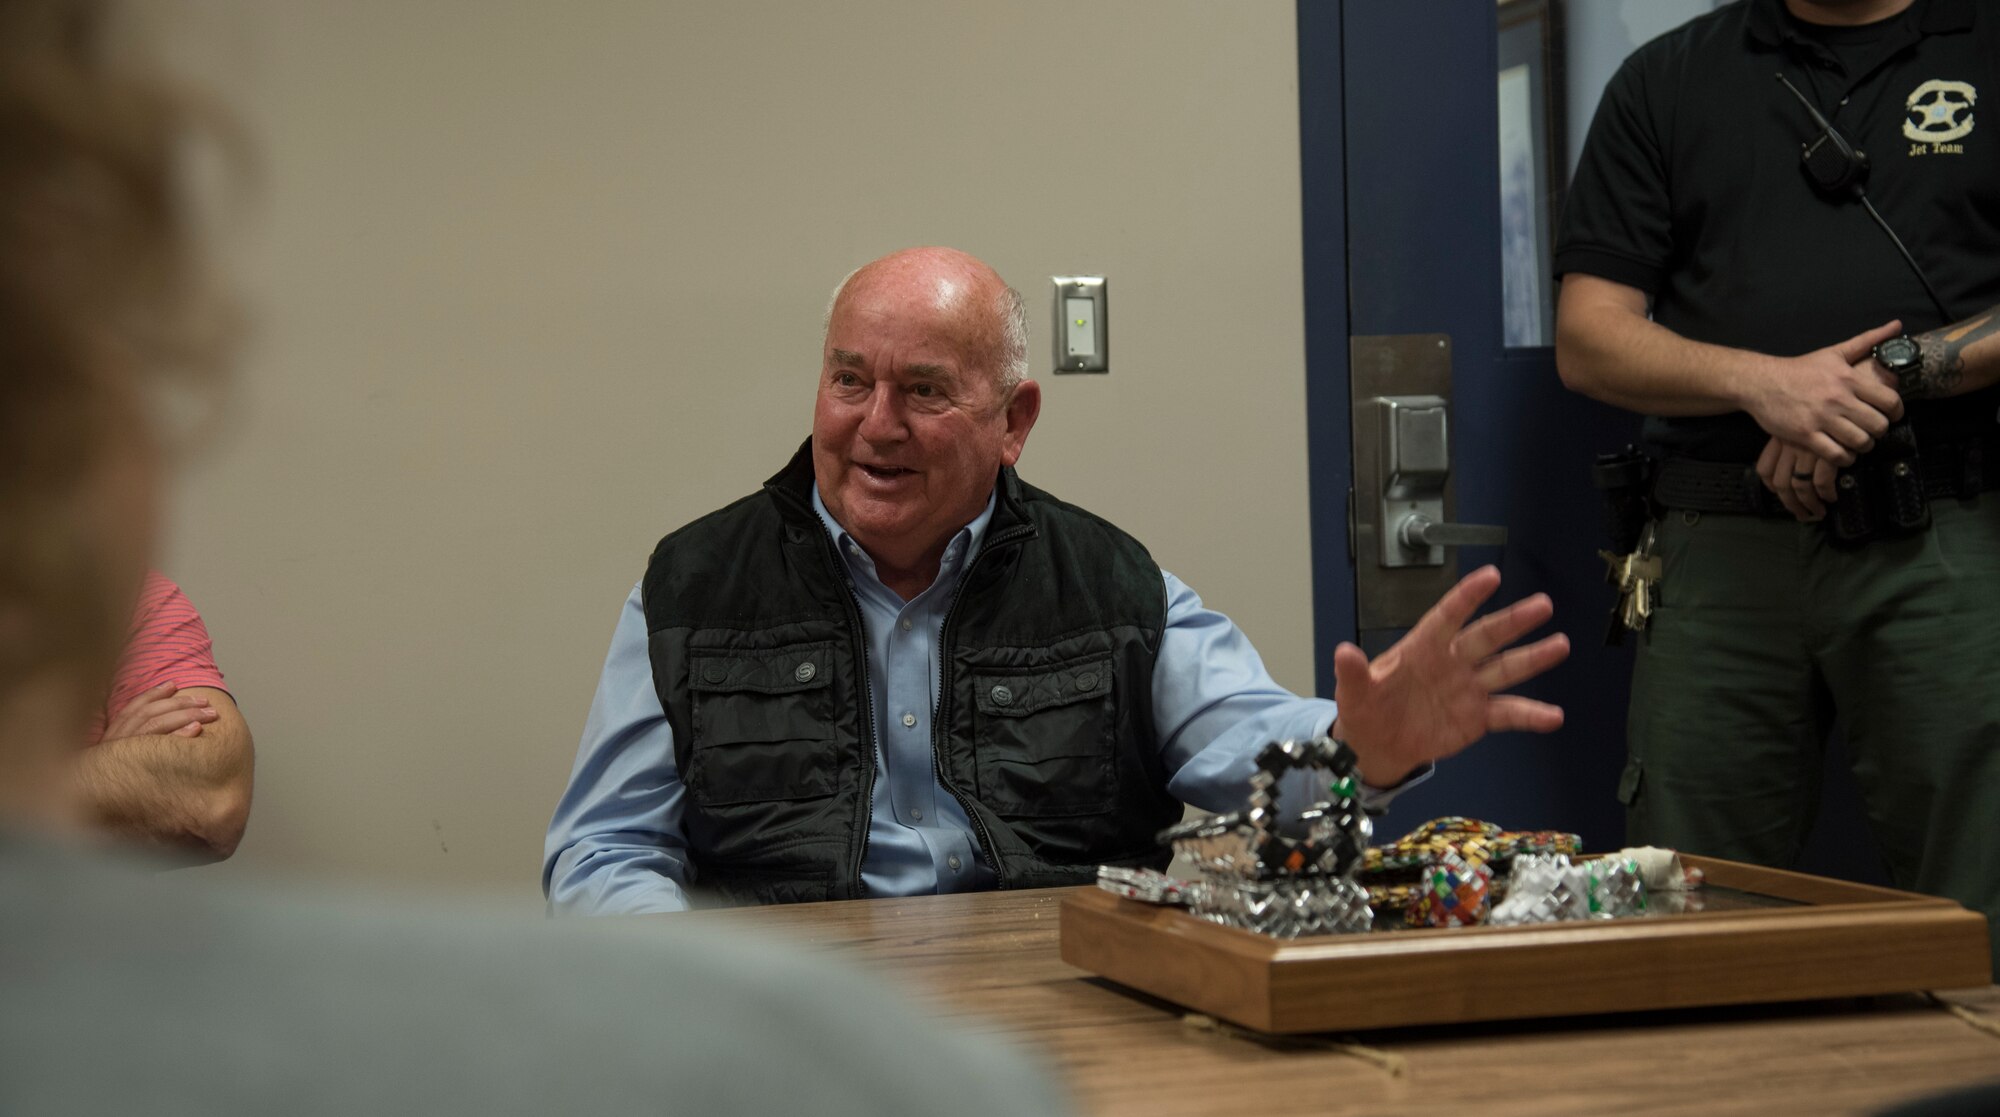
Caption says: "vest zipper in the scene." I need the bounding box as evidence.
[811,520,879,899]
[931,522,1035,890]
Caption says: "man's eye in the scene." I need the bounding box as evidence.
[832,372,861,387]
[911,383,939,397]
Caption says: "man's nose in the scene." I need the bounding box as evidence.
[857,384,908,442]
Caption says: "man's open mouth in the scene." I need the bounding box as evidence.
[859,464,915,480]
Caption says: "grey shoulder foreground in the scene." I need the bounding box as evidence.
[0,837,1070,1117]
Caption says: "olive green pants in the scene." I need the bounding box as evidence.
[1626,496,2000,971]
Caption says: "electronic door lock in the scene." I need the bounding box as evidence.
[1374,394,1507,568]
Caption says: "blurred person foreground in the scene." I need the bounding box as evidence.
[0,3,1067,1113]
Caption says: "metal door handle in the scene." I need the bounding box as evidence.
[1397,514,1507,549]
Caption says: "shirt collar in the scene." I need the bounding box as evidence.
[1748,0,1969,49]
[810,484,999,592]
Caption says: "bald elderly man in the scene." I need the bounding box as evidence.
[544,247,1571,914]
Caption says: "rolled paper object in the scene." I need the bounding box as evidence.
[1618,846,1690,891]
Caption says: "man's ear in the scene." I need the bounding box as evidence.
[999,379,1041,467]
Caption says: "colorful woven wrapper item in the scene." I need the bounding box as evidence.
[1407,848,1493,928]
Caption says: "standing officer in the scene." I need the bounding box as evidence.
[1555,0,2000,968]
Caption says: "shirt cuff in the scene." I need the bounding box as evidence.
[1357,761,1433,814]
[1550,245,1664,294]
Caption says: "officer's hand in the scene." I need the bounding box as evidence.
[1742,320,1905,465]
[1755,437,1839,522]
[1329,566,1569,788]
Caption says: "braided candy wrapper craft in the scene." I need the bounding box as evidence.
[1487,853,1649,925]
[1407,848,1493,928]
[1360,816,1584,925]
[1098,736,1375,939]
[1096,866,1194,906]
[1198,876,1374,938]
[1094,750,1676,937]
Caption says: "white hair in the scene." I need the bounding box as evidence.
[993,285,1028,390]
[823,266,1029,392]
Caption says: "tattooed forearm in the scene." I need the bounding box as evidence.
[1907,309,2000,399]
[1910,333,1967,397]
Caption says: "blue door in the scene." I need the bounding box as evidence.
[1298,0,1635,851]
[1299,1,1888,882]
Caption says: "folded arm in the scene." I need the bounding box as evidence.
[1747,303,2000,521]
[1905,304,2000,399]
[1555,274,1904,466]
[74,686,253,862]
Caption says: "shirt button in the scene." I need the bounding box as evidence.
[947,855,962,872]
[909,807,922,821]
[901,712,917,728]
[899,618,912,632]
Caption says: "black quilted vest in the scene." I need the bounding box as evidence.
[641,440,1180,905]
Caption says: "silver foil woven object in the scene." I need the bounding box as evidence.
[1587,856,1648,917]
[1100,737,1374,939]
[1488,853,1649,926]
[1192,875,1374,937]
[1096,866,1195,906]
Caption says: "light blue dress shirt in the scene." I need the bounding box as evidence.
[544,486,1419,915]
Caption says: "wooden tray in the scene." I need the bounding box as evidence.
[1059,856,1991,1033]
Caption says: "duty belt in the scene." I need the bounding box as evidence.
[1653,435,2000,517]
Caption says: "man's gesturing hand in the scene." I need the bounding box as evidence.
[1741,320,1905,465]
[1330,566,1570,788]
[102,682,219,741]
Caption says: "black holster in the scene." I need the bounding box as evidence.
[1591,445,1655,554]
[1829,420,1930,546]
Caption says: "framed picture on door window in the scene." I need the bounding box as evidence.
[1498,0,1566,348]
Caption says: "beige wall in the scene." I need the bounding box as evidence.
[170,0,1315,903]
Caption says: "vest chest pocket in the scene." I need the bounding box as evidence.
[686,642,838,807]
[971,655,1117,818]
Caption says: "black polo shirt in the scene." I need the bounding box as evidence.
[1555,0,2000,462]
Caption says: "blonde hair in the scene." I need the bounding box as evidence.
[0,0,235,711]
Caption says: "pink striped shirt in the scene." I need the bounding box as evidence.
[87,572,230,744]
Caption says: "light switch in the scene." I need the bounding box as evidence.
[1065,297,1097,358]
[1051,276,1107,373]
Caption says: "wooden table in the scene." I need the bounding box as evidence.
[686,888,2000,1117]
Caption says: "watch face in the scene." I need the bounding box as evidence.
[1877,336,1921,369]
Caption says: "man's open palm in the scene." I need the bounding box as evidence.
[1332,566,1570,787]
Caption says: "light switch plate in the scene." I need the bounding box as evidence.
[1052,276,1107,373]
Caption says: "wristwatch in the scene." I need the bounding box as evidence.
[1873,334,1924,392]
